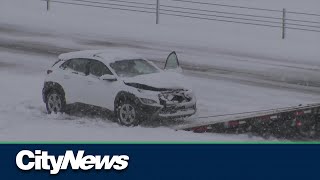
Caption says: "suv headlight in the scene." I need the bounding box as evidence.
[140,98,157,104]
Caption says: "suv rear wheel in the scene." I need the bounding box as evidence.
[46,90,65,114]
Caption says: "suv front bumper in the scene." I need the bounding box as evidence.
[138,99,197,120]
[157,102,197,119]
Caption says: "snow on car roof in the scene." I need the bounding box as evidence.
[58,50,143,64]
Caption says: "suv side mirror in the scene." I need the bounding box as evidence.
[100,74,117,81]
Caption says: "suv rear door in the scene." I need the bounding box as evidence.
[59,58,90,104]
[84,59,120,110]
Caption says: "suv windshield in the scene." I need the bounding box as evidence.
[110,59,160,77]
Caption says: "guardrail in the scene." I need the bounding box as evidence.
[43,0,320,39]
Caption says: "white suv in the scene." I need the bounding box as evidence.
[42,50,197,126]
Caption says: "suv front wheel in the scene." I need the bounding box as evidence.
[116,99,140,126]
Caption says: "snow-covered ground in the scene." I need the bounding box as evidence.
[0,0,320,141]
[1,48,319,141]
[0,51,269,141]
[1,0,320,88]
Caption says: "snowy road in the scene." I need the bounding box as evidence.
[1,23,320,94]
[1,25,320,141]
[0,51,317,142]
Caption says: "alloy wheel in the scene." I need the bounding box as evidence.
[119,104,136,125]
[47,93,62,113]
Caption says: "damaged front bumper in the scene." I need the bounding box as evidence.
[138,100,197,120]
[158,101,197,118]
[137,89,197,120]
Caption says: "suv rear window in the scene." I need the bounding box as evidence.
[60,58,90,74]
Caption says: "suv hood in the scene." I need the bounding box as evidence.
[122,72,188,90]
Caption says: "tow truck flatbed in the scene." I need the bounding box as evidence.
[175,103,320,138]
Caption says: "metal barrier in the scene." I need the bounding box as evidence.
[43,0,320,39]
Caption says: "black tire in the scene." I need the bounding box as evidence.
[115,98,140,126]
[45,90,66,114]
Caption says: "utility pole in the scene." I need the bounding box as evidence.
[282,8,286,39]
[156,0,160,24]
[47,0,50,11]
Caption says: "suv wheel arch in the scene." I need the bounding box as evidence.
[114,91,139,113]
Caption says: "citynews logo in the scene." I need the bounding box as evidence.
[16,150,129,175]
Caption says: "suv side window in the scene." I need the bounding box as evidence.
[89,60,112,77]
[61,58,90,75]
[60,60,69,69]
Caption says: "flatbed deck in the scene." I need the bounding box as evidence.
[175,103,320,137]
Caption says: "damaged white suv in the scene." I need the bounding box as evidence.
[42,50,197,126]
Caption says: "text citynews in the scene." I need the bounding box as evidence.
[16,150,129,174]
